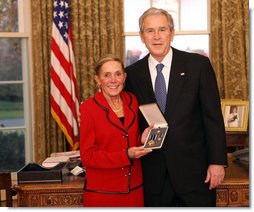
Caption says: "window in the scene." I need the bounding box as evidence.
[124,0,209,65]
[0,0,32,172]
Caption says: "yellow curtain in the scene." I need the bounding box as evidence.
[210,0,249,100]
[31,0,124,161]
[70,0,124,101]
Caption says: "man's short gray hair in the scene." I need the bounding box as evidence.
[139,7,175,33]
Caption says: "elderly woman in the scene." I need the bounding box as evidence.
[79,54,152,207]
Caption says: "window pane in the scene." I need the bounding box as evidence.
[180,0,207,30]
[124,35,209,66]
[172,35,209,57]
[0,38,22,81]
[152,0,180,30]
[124,0,150,32]
[0,84,24,127]
[125,36,148,66]
[0,0,18,32]
[0,129,25,172]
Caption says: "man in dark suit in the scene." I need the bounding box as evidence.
[125,7,228,207]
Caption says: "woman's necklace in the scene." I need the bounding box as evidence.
[112,106,123,113]
[108,98,123,114]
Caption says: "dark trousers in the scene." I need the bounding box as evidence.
[144,173,216,207]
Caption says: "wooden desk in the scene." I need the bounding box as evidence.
[216,154,249,207]
[12,175,84,207]
[226,132,249,148]
[13,154,249,207]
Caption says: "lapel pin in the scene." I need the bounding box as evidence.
[180,72,185,76]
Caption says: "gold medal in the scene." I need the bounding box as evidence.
[147,140,155,146]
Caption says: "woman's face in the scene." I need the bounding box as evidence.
[232,107,237,113]
[95,61,126,98]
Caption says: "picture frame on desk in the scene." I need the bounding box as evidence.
[221,99,249,132]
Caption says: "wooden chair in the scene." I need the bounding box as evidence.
[0,172,13,207]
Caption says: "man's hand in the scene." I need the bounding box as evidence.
[204,165,225,190]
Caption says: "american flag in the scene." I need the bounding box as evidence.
[50,0,79,150]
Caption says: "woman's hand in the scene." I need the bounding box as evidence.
[127,146,152,159]
[141,125,154,144]
[126,125,154,160]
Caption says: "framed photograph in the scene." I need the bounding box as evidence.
[221,100,249,132]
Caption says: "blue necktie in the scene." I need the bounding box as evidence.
[155,63,167,113]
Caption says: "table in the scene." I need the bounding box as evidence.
[13,154,249,207]
[226,132,249,153]
[216,154,249,207]
[12,175,84,207]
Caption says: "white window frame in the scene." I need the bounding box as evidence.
[124,0,210,61]
[0,0,33,168]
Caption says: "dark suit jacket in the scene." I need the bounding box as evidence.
[125,47,228,194]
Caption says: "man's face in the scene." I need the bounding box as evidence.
[140,14,175,62]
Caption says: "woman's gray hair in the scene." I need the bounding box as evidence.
[139,7,174,33]
[95,54,124,75]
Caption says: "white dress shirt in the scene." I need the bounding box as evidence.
[148,48,173,93]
